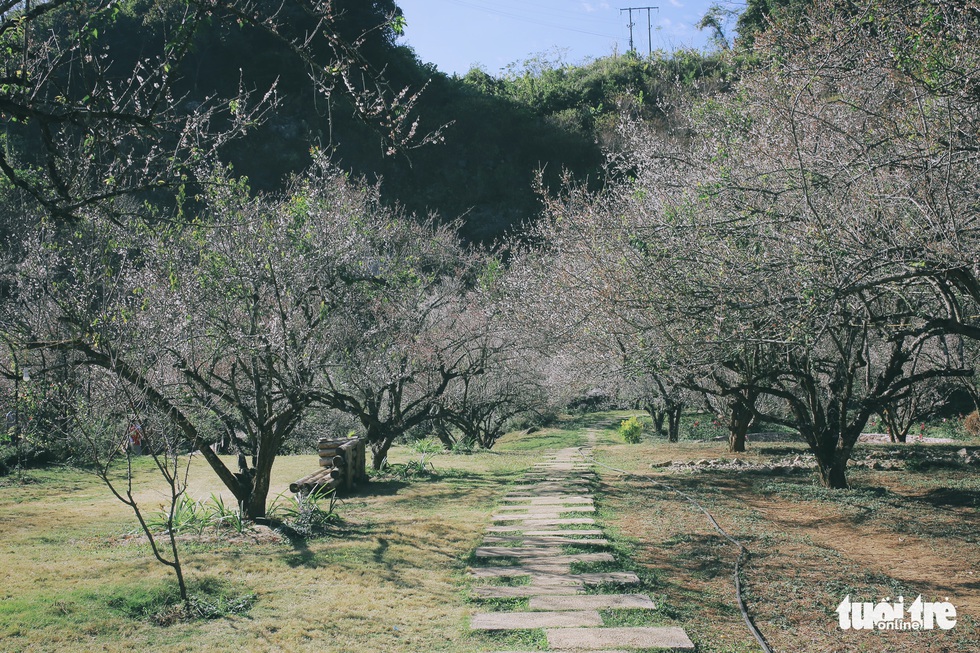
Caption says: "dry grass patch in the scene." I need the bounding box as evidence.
[590,419,980,653]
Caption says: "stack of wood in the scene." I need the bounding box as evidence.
[289,437,367,495]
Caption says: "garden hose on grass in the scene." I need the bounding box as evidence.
[588,453,775,653]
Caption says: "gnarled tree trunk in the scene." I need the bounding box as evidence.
[728,401,752,453]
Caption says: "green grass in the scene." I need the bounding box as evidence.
[2,413,976,652]
[467,596,530,612]
[468,627,548,651]
[0,421,596,653]
[493,427,582,452]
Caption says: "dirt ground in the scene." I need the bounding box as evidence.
[592,430,979,653]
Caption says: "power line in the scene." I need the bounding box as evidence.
[620,5,658,55]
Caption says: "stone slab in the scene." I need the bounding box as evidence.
[471,584,584,598]
[484,525,602,534]
[470,558,616,578]
[483,536,609,547]
[507,485,592,500]
[517,552,614,565]
[506,483,591,491]
[495,505,596,514]
[496,503,595,512]
[519,530,604,537]
[470,567,570,579]
[493,650,631,653]
[547,627,695,650]
[523,475,595,481]
[469,568,582,584]
[518,518,597,527]
[470,610,602,630]
[532,467,592,471]
[518,563,573,574]
[575,572,641,585]
[501,496,594,504]
[475,546,565,558]
[523,469,593,474]
[474,546,615,569]
[491,512,588,521]
[512,477,591,483]
[529,594,657,611]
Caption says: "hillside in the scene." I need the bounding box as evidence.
[166,1,729,241]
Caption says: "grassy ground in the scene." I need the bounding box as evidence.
[0,427,582,653]
[1,414,977,652]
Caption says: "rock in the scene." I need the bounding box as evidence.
[871,461,883,470]
[650,461,671,468]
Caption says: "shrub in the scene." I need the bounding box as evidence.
[687,416,727,441]
[619,416,645,444]
[964,411,980,437]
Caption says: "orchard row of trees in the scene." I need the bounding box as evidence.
[511,0,980,488]
[7,158,554,519]
[0,1,555,520]
[4,0,980,528]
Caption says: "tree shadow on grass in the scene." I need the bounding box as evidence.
[913,487,980,509]
[348,478,409,497]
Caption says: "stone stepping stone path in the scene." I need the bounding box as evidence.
[468,446,694,651]
[548,627,694,650]
[529,594,658,611]
[471,610,604,630]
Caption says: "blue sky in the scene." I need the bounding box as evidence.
[395,0,740,77]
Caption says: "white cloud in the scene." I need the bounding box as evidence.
[581,2,611,12]
[669,0,683,7]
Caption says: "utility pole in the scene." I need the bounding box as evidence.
[620,6,658,56]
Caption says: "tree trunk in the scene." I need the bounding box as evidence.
[245,471,271,520]
[810,426,862,490]
[166,530,189,602]
[431,420,456,449]
[728,402,751,453]
[241,431,279,520]
[881,410,910,443]
[667,403,683,443]
[371,436,395,470]
[645,405,666,437]
[816,455,850,489]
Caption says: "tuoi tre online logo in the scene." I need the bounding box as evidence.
[836,595,957,631]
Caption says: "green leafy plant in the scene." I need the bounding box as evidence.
[379,437,443,478]
[619,416,645,444]
[146,495,208,535]
[410,437,442,465]
[451,438,477,455]
[269,486,339,537]
[207,493,246,534]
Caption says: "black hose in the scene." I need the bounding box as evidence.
[588,453,775,653]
